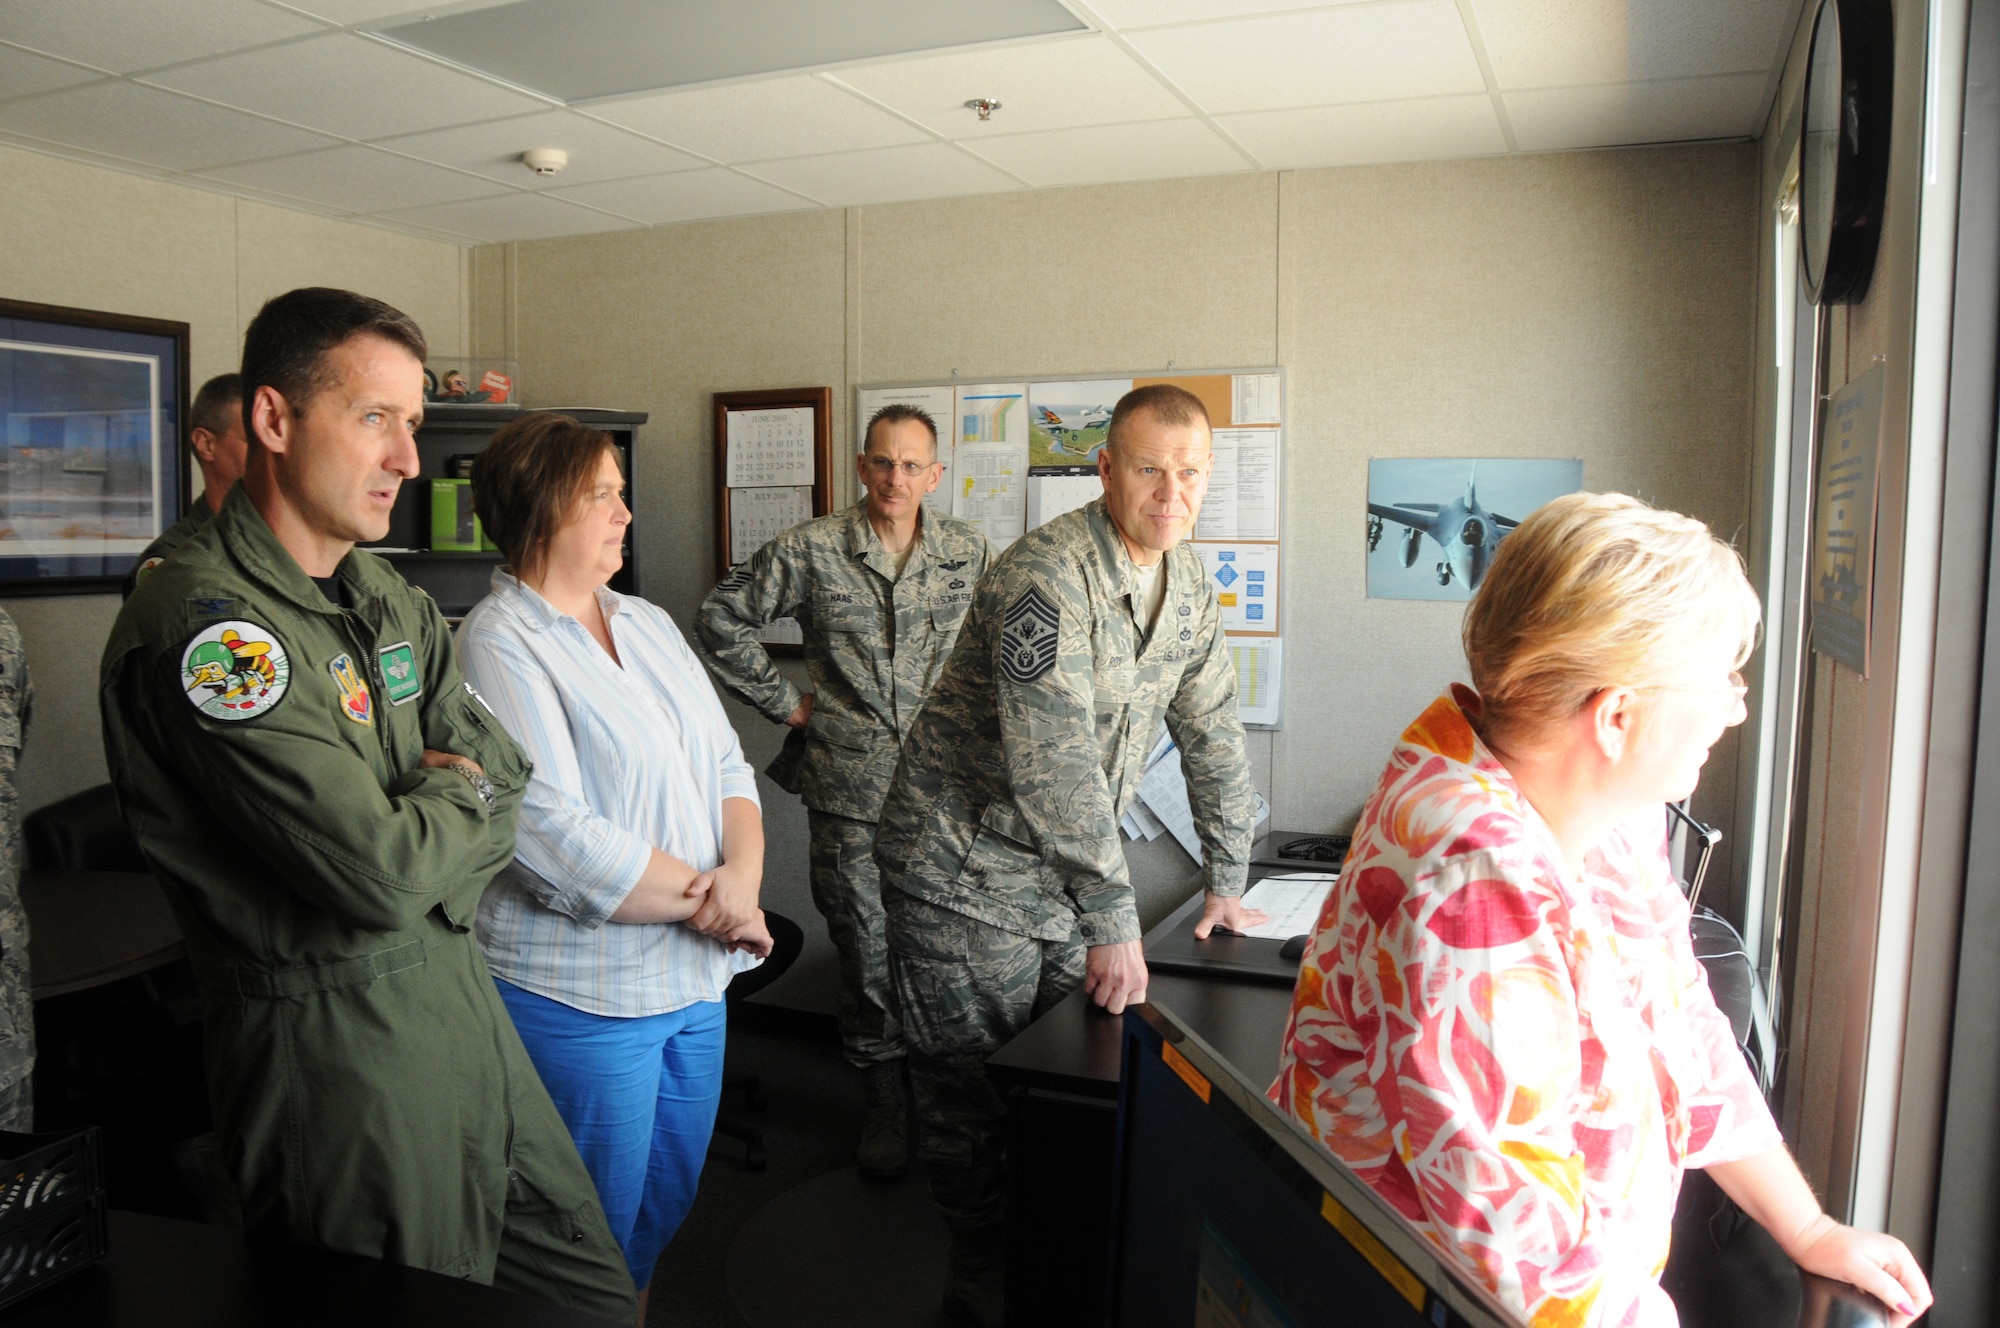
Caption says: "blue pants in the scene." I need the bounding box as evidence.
[495,980,727,1290]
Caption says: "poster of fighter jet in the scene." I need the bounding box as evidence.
[1366,458,1582,601]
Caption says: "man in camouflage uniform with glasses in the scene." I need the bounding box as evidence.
[696,404,992,1177]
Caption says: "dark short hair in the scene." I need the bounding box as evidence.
[1106,383,1210,450]
[472,412,620,580]
[190,373,242,437]
[863,403,938,455]
[240,288,426,445]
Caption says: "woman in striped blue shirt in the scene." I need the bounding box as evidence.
[459,413,771,1321]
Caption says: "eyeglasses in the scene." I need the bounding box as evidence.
[1648,671,1749,703]
[865,457,935,478]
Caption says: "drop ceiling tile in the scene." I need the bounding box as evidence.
[744,143,1022,208]
[589,76,928,164]
[1089,0,1369,28]
[1468,0,1796,89]
[0,81,339,171]
[379,191,641,242]
[1218,95,1505,167]
[549,167,816,225]
[0,45,103,100]
[145,32,546,140]
[830,35,1190,139]
[200,143,510,212]
[1505,73,1770,151]
[377,110,706,188]
[1127,2,1487,114]
[0,0,323,75]
[966,118,1247,187]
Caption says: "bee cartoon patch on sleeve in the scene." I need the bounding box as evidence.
[999,586,1060,684]
[180,621,291,720]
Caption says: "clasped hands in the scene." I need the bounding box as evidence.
[684,859,773,958]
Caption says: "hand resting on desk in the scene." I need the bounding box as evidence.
[1191,891,1271,940]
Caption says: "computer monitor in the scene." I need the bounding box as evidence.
[1108,1003,1527,1328]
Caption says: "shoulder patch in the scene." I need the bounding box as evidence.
[134,556,165,582]
[1000,586,1061,684]
[180,620,291,721]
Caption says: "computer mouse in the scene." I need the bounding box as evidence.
[1279,934,1310,963]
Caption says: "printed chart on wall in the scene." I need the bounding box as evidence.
[857,368,1285,729]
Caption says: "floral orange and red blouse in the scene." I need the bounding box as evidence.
[1272,689,1779,1328]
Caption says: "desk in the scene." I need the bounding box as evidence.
[21,871,185,1000]
[5,1210,624,1327]
[986,889,1296,1328]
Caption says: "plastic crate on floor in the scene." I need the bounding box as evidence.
[0,1126,109,1311]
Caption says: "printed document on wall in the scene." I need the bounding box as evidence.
[1229,637,1282,727]
[952,385,1029,545]
[858,384,957,514]
[1192,542,1280,635]
[726,407,815,487]
[1194,430,1241,540]
[1231,373,1281,426]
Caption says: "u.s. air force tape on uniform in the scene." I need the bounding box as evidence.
[1000,587,1059,683]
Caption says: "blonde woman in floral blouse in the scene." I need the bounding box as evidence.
[1273,493,1930,1328]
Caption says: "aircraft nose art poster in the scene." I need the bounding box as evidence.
[1366,458,1582,601]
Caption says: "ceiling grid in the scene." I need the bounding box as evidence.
[0,0,1796,244]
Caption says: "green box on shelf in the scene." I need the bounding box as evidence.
[430,478,484,551]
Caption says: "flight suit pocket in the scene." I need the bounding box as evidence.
[437,685,531,790]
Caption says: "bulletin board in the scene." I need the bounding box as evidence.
[712,386,833,655]
[855,368,1286,729]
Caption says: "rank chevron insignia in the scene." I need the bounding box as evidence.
[1000,586,1060,684]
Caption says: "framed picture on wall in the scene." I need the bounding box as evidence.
[0,298,190,594]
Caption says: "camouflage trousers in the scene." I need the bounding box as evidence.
[0,951,30,1131]
[884,889,1084,1227]
[807,811,904,1068]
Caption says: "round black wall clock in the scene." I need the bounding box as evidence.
[1801,0,1895,305]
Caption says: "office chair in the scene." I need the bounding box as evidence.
[709,911,804,1172]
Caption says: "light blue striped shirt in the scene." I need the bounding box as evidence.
[458,568,762,1017]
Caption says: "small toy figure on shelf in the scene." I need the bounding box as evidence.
[428,368,491,404]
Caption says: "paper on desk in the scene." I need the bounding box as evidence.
[1121,798,1167,841]
[1235,872,1337,939]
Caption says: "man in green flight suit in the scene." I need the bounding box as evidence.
[100,288,635,1321]
[696,404,992,1175]
[122,372,249,597]
[873,384,1268,1326]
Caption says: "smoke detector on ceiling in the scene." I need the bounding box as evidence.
[520,147,569,176]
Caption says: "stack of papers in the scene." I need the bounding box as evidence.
[1120,727,1270,863]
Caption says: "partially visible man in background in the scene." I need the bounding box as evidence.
[0,609,30,1130]
[124,372,249,597]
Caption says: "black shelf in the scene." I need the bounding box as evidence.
[385,405,647,615]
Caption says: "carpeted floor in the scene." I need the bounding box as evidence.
[646,1019,952,1328]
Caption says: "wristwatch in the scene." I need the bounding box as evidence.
[442,759,496,811]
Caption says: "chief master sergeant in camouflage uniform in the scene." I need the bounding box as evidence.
[0,610,32,1130]
[100,288,634,1321]
[873,384,1267,1326]
[696,404,992,1175]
